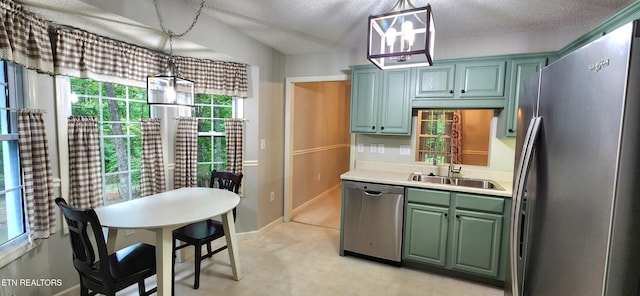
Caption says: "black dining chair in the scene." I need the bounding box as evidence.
[172,170,243,289]
[55,197,157,296]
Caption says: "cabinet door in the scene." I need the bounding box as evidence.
[403,203,449,267]
[413,64,456,98]
[456,61,506,98]
[379,68,411,135]
[450,209,503,278]
[504,58,546,137]
[350,67,379,133]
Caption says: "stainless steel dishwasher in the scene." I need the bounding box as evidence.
[343,181,404,264]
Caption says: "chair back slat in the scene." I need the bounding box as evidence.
[209,170,243,194]
[55,198,111,283]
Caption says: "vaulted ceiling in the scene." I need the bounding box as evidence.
[18,0,636,58]
[192,0,635,55]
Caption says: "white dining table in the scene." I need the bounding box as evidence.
[93,187,242,295]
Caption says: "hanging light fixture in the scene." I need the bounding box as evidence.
[368,1,434,70]
[147,0,206,107]
[147,51,195,107]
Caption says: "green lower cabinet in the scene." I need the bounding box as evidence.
[403,188,510,281]
[404,203,449,267]
[450,209,503,278]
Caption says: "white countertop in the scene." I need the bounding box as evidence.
[341,167,513,198]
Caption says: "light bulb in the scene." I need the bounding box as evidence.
[166,86,177,103]
[385,28,397,50]
[401,21,415,51]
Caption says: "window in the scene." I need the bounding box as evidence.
[0,61,25,245]
[70,78,150,204]
[416,109,453,164]
[194,94,234,186]
[415,109,492,166]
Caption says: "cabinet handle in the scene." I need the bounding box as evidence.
[371,126,375,130]
[460,89,466,94]
[509,128,515,133]
[380,126,384,130]
[456,214,460,219]
[444,213,448,217]
[449,90,453,94]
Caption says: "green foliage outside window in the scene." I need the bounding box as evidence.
[70,78,234,198]
[70,78,149,203]
[194,94,233,186]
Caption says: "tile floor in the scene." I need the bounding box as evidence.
[110,193,504,296]
[165,221,504,295]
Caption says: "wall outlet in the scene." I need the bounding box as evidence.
[370,144,377,153]
[357,143,364,153]
[260,139,266,150]
[270,192,275,202]
[317,174,321,182]
[125,229,135,236]
[399,145,411,156]
[377,144,385,154]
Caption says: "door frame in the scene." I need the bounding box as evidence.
[284,74,351,222]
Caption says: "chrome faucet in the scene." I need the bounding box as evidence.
[448,137,462,177]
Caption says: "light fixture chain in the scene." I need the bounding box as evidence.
[153,0,206,39]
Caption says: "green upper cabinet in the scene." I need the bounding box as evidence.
[498,57,547,137]
[350,65,411,135]
[350,66,378,133]
[380,68,412,134]
[457,61,506,98]
[411,59,508,109]
[413,64,456,98]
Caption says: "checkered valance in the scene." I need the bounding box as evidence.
[53,27,165,89]
[0,0,54,73]
[53,27,249,97]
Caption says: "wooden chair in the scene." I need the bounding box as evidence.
[172,170,243,289]
[55,198,157,296]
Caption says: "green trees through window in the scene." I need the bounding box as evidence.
[70,78,149,204]
[70,78,234,202]
[194,94,233,186]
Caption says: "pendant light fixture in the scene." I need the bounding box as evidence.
[147,0,206,107]
[368,0,434,70]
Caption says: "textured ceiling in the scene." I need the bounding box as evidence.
[192,0,635,55]
[17,0,637,58]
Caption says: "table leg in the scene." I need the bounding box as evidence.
[222,210,242,280]
[155,227,173,295]
[105,228,118,254]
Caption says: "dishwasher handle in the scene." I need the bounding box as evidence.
[363,190,383,197]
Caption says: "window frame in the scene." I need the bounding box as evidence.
[0,62,43,269]
[67,78,150,205]
[193,94,238,186]
[416,109,454,164]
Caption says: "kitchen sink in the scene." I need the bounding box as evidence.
[408,173,505,191]
[408,174,447,184]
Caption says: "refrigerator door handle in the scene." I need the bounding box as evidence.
[510,116,542,296]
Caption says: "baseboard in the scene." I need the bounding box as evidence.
[291,184,341,217]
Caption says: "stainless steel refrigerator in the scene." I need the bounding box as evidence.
[506,20,640,296]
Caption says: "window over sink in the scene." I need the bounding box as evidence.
[415,109,492,166]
